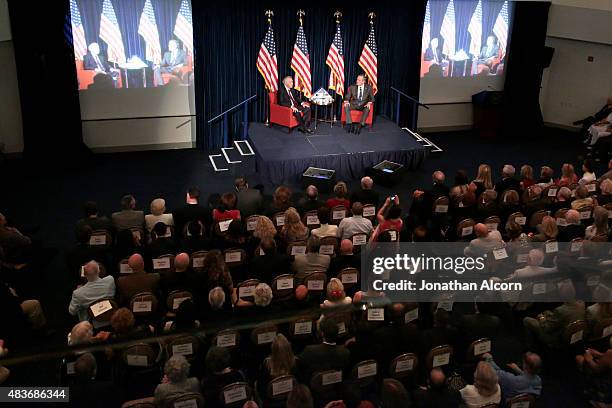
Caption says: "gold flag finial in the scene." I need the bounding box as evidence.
[368,12,376,24]
[297,9,305,26]
[265,10,274,25]
[333,11,342,24]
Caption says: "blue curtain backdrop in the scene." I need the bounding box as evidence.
[454,0,478,55]
[482,0,505,44]
[193,0,428,150]
[429,0,450,43]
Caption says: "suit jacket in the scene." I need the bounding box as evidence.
[236,188,263,218]
[494,177,521,197]
[117,272,160,305]
[173,203,212,238]
[350,189,380,207]
[83,53,110,72]
[161,49,186,69]
[480,43,499,59]
[344,84,374,109]
[557,224,586,242]
[424,46,444,64]
[298,343,350,380]
[111,210,144,231]
[250,253,292,283]
[277,87,305,108]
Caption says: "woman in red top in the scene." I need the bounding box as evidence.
[212,193,241,222]
[326,182,350,209]
[520,164,535,190]
[556,163,578,186]
[372,196,403,241]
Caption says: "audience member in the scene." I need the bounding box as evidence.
[571,185,594,209]
[337,203,373,240]
[234,177,263,218]
[145,198,174,232]
[201,346,245,406]
[520,164,535,189]
[557,163,578,186]
[374,197,403,241]
[473,165,493,197]
[267,186,293,216]
[173,187,212,237]
[250,238,291,283]
[557,209,586,241]
[530,215,558,242]
[258,334,296,397]
[0,212,32,263]
[350,176,380,207]
[580,159,597,183]
[322,278,352,308]
[460,361,501,408]
[280,207,309,244]
[509,249,556,280]
[382,378,412,408]
[76,201,112,233]
[537,166,554,186]
[69,260,116,321]
[599,159,612,181]
[299,185,324,215]
[464,223,503,256]
[213,193,241,223]
[148,222,177,258]
[494,164,521,196]
[116,254,160,305]
[154,355,201,408]
[311,207,338,239]
[586,206,609,239]
[111,195,144,231]
[293,236,331,279]
[326,182,351,209]
[329,239,360,276]
[298,317,350,381]
[414,368,461,408]
[598,179,612,205]
[482,352,542,398]
[286,384,314,408]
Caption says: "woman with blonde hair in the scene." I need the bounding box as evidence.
[326,181,351,209]
[253,216,277,241]
[460,361,501,408]
[280,207,309,244]
[258,334,296,397]
[530,215,558,242]
[267,186,293,216]
[145,198,174,232]
[586,206,609,239]
[557,163,578,186]
[473,164,493,196]
[322,278,352,308]
[520,165,535,189]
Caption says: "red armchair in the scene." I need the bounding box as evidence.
[161,52,194,85]
[76,59,96,90]
[340,102,374,128]
[269,92,300,132]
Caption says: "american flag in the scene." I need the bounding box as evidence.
[468,0,482,57]
[440,0,455,58]
[326,21,345,96]
[69,0,87,60]
[421,1,431,54]
[493,1,509,56]
[358,24,378,95]
[256,23,279,92]
[291,25,312,98]
[174,0,193,55]
[99,0,126,64]
[138,0,161,64]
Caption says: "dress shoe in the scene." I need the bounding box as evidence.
[345,124,352,133]
[357,124,363,134]
[351,123,357,134]
[305,128,314,134]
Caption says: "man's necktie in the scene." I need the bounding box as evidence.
[358,86,363,101]
[288,89,297,107]
[94,55,103,71]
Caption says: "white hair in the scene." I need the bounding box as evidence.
[208,287,226,310]
[69,321,93,345]
[164,355,190,383]
[502,165,516,177]
[254,283,273,307]
[527,249,544,266]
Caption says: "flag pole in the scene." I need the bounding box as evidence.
[295,9,305,96]
[264,10,273,127]
[332,10,342,124]
[366,12,376,89]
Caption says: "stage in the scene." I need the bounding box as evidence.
[248,117,428,184]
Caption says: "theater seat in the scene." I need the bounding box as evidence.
[340,103,374,128]
[76,59,95,90]
[269,92,300,132]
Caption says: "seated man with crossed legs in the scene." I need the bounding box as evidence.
[277,76,312,134]
[343,74,374,134]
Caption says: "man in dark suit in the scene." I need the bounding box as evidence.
[83,43,111,73]
[343,74,374,134]
[350,176,380,208]
[278,76,312,134]
[154,39,187,86]
[250,239,291,283]
[173,187,212,239]
[557,209,586,242]
[298,317,350,382]
[424,37,444,64]
[329,239,360,277]
[494,164,521,197]
[76,201,112,233]
[478,35,500,63]
[111,195,145,232]
[116,254,160,306]
[298,185,324,215]
[234,177,263,218]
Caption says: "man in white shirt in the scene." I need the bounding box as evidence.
[69,261,116,321]
[311,207,338,239]
[337,203,373,240]
[509,249,556,280]
[464,223,504,256]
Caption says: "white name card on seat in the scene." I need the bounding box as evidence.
[307,280,324,290]
[587,275,600,287]
[337,322,347,335]
[586,183,597,192]
[90,300,112,317]
[173,297,190,310]
[164,321,174,331]
[257,331,277,344]
[120,263,133,274]
[219,219,233,232]
[246,218,258,231]
[277,277,294,290]
[80,265,85,278]
[511,401,530,408]
[332,210,346,220]
[493,248,508,260]
[405,308,419,324]
[570,241,583,252]
[275,215,286,226]
[556,218,567,226]
[294,320,313,335]
[570,330,584,344]
[225,251,242,263]
[153,258,171,269]
[291,245,307,255]
[341,272,358,284]
[352,235,367,245]
[580,210,592,219]
[307,215,320,225]
[461,226,473,237]
[435,205,449,213]
[486,223,498,232]
[367,308,385,321]
[437,301,453,312]
[272,378,294,396]
[238,285,256,298]
[174,399,198,408]
[516,253,529,263]
[545,241,559,253]
[66,362,76,375]
[89,235,106,245]
[217,333,237,347]
[171,343,193,356]
[363,206,376,217]
[532,283,546,295]
[319,245,335,255]
[432,352,450,367]
[474,340,491,355]
[602,325,612,338]
[548,188,558,197]
[395,357,415,372]
[357,362,377,378]
[322,370,342,386]
[388,230,398,241]
[224,386,247,404]
[127,354,148,367]
[132,301,152,313]
[515,216,527,226]
[192,257,205,268]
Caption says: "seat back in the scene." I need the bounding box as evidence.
[166,392,204,408]
[337,267,359,290]
[541,185,558,202]
[268,91,278,106]
[585,180,598,195]
[220,382,250,407]
[554,208,569,226]
[267,375,297,400]
[389,353,418,379]
[310,370,343,395]
[287,240,307,257]
[191,250,208,272]
[250,324,278,347]
[224,248,246,267]
[564,320,587,345]
[213,329,240,349]
[350,359,378,387]
[245,215,260,233]
[87,298,118,324]
[507,212,527,229]
[506,393,536,408]
[433,196,450,214]
[289,316,315,340]
[89,229,112,248]
[303,272,327,293]
[119,258,133,275]
[576,205,593,222]
[484,216,501,232]
[129,227,145,244]
[152,254,175,273]
[236,278,260,302]
[122,342,158,368]
[593,317,612,340]
[272,212,286,232]
[468,338,492,358]
[426,344,453,370]
[121,397,155,408]
[166,290,194,313]
[303,210,320,229]
[271,274,296,301]
[166,334,199,361]
[456,218,476,240]
[330,205,347,225]
[351,233,369,252]
[319,236,338,255]
[130,292,158,318]
[362,204,376,220]
[214,219,234,238]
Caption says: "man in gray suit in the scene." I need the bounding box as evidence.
[234,177,263,218]
[154,39,187,86]
[111,194,144,231]
[343,74,374,134]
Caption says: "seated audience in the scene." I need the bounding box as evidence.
[298,185,324,215]
[599,159,612,181]
[310,207,338,239]
[201,250,233,306]
[586,206,609,239]
[337,202,373,240]
[250,238,291,283]
[536,166,554,186]
[258,334,297,397]
[321,278,352,308]
[598,179,612,205]
[0,340,8,384]
[530,215,558,242]
[76,201,112,233]
[382,378,412,408]
[482,352,542,398]
[148,222,177,258]
[414,368,461,408]
[267,186,293,217]
[580,159,597,183]
[234,176,263,218]
[548,186,572,214]
[326,182,351,209]
[571,185,594,209]
[374,197,403,240]
[509,249,556,280]
[293,236,331,280]
[65,225,107,280]
[464,223,503,256]
[69,260,116,321]
[70,353,118,408]
[111,195,144,231]
[213,193,241,223]
[557,163,578,186]
[329,239,360,276]
[252,215,277,244]
[494,164,521,196]
[460,361,501,408]
[473,165,493,197]
[173,187,212,237]
[145,198,174,232]
[280,207,309,244]
[160,253,194,299]
[154,355,201,408]
[520,164,535,190]
[350,176,380,207]
[450,170,470,204]
[116,254,160,306]
[298,317,350,381]
[287,384,314,408]
[201,346,245,407]
[0,212,32,264]
[557,209,586,241]
[181,221,210,254]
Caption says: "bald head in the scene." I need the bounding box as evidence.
[128,253,145,273]
[340,239,353,255]
[295,284,308,301]
[474,223,488,238]
[83,260,100,281]
[174,253,190,272]
[70,321,93,345]
[523,352,542,375]
[430,368,446,386]
[432,171,445,184]
[306,185,318,199]
[565,209,580,225]
[361,176,374,190]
